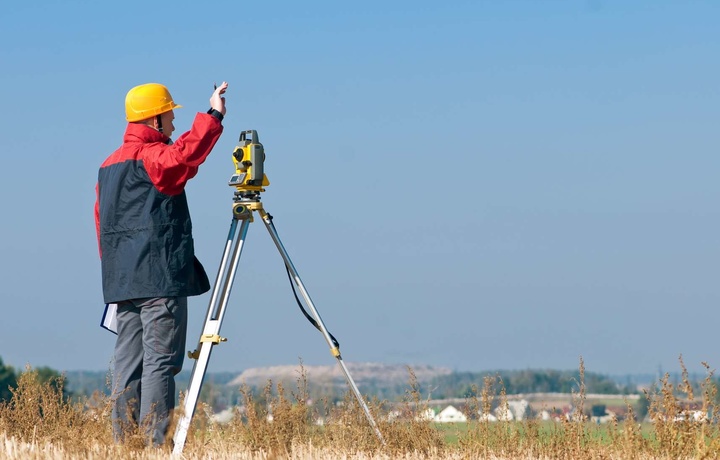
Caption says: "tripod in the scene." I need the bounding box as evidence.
[172,133,384,455]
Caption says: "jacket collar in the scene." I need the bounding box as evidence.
[123,123,171,144]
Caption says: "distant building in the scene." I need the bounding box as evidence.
[507,399,530,421]
[494,403,514,421]
[434,405,467,423]
[478,412,498,422]
[416,408,436,422]
[476,399,529,422]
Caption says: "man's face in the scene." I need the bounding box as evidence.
[159,110,176,138]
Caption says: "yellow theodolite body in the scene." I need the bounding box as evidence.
[229,130,270,192]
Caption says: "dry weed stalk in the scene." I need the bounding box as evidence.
[376,366,445,455]
[0,366,111,451]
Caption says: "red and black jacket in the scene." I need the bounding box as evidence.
[95,113,223,303]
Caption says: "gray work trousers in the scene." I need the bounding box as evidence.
[112,297,187,446]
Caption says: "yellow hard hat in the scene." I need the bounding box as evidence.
[125,83,182,122]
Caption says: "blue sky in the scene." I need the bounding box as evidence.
[0,1,718,376]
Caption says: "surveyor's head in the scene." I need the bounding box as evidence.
[125,83,181,137]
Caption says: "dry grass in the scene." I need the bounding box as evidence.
[1,357,719,459]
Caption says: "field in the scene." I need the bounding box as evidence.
[1,359,719,459]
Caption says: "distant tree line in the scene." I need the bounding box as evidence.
[0,357,16,401]
[0,360,634,408]
[421,369,635,400]
[0,356,66,402]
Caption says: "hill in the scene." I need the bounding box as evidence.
[228,362,452,387]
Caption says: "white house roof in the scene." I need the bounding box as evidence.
[434,405,467,423]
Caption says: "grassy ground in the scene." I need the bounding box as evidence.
[1,358,719,459]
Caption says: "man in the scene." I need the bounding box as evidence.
[95,81,228,446]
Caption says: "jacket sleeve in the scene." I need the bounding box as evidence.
[143,113,224,196]
[95,183,102,258]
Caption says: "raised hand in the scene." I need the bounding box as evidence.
[210,82,229,115]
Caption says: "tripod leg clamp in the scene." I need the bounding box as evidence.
[187,335,227,360]
[201,334,227,344]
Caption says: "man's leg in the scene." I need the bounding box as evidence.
[138,297,188,446]
[112,301,144,441]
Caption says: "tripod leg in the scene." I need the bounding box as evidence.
[173,216,252,455]
[258,209,385,445]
